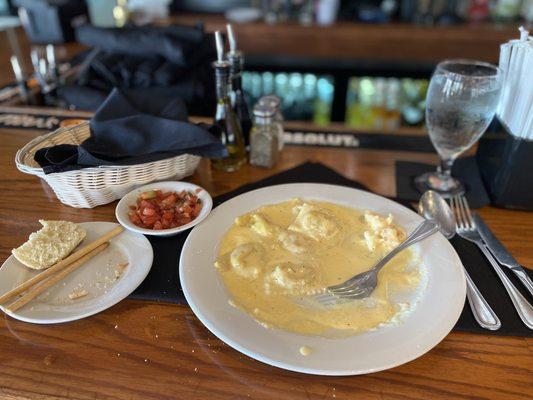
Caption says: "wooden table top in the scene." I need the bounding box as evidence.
[0,125,532,400]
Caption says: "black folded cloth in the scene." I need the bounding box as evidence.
[57,86,109,111]
[35,88,226,174]
[75,24,206,67]
[61,24,216,115]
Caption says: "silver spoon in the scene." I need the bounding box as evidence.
[418,191,501,331]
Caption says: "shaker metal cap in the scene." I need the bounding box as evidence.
[253,103,276,118]
[258,95,281,108]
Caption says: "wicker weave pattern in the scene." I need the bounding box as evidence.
[15,122,201,208]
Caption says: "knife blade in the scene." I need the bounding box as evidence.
[473,213,533,297]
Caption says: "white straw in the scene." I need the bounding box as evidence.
[497,43,512,117]
[515,45,533,139]
[30,48,40,71]
[46,44,56,69]
[497,27,533,139]
[10,56,23,82]
[523,105,533,140]
[38,58,47,78]
[519,26,529,42]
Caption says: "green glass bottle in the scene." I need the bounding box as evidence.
[211,31,246,172]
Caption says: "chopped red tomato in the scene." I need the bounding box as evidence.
[128,189,203,230]
[142,207,156,216]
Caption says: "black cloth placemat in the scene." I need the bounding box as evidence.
[450,236,533,337]
[129,162,367,303]
[130,162,533,337]
[396,156,491,209]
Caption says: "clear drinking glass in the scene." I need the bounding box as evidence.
[415,59,502,196]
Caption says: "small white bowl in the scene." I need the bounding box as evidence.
[115,181,213,237]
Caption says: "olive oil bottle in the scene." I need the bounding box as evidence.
[211,31,246,172]
[226,24,252,146]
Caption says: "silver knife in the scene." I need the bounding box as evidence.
[473,213,533,297]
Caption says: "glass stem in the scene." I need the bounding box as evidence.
[437,158,454,177]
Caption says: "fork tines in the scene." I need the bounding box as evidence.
[451,195,475,229]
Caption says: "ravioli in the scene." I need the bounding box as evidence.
[362,211,406,253]
[249,214,280,237]
[265,261,322,295]
[229,242,266,279]
[277,230,315,254]
[215,199,423,337]
[288,203,343,243]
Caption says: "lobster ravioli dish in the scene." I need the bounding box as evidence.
[214,199,424,337]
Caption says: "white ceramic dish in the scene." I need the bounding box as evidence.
[115,181,212,237]
[0,222,153,324]
[180,183,466,376]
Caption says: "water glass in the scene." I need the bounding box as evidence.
[415,59,502,196]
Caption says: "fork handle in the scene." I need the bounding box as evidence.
[464,269,501,330]
[374,220,439,273]
[476,243,533,330]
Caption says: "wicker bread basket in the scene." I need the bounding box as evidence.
[15,121,201,208]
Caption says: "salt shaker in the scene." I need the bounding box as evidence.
[258,95,285,150]
[250,103,279,168]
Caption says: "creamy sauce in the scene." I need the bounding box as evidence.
[215,199,422,337]
[299,346,312,356]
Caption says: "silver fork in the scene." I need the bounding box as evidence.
[312,219,439,306]
[451,195,533,329]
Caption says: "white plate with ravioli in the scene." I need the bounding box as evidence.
[0,222,153,324]
[180,183,466,375]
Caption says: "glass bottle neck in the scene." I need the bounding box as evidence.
[231,74,243,92]
[215,67,230,102]
[229,53,243,92]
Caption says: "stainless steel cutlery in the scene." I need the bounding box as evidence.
[451,195,533,330]
[474,214,533,298]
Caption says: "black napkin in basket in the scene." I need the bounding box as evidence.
[130,162,533,337]
[34,88,226,174]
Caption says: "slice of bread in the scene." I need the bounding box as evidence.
[12,220,86,270]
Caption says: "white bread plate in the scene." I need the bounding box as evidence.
[0,222,153,324]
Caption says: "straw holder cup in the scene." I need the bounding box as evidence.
[476,123,533,210]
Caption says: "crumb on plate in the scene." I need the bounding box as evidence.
[115,262,129,279]
[68,288,88,300]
